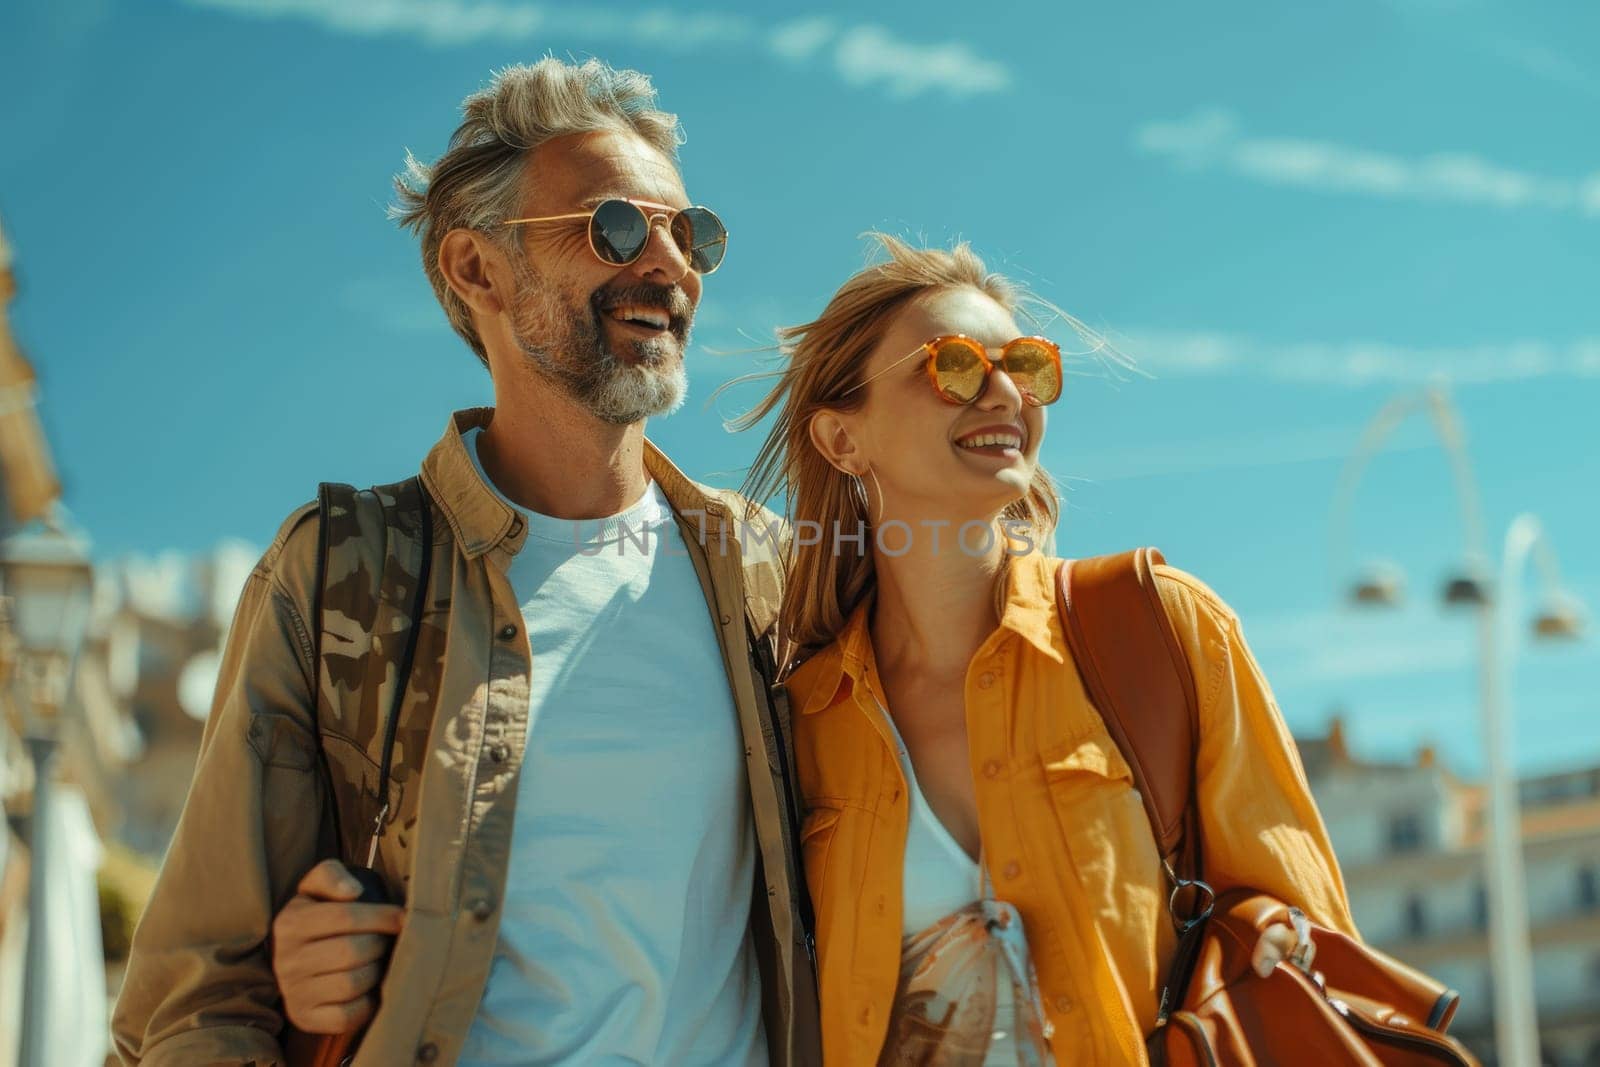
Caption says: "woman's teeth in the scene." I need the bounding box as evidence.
[958,433,1023,450]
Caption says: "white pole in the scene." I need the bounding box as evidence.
[17,735,57,1067]
[1481,514,1543,1066]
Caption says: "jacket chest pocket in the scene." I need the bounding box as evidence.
[1038,731,1165,957]
[800,804,845,908]
[798,802,866,1004]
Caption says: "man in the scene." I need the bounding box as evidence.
[112,58,818,1066]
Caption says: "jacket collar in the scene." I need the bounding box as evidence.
[787,550,1066,717]
[998,551,1068,665]
[420,407,731,562]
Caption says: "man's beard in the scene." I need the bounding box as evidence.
[506,254,691,426]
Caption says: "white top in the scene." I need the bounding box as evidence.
[458,427,766,1067]
[880,711,982,935]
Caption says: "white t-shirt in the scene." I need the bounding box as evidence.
[458,428,767,1066]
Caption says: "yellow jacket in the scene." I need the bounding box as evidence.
[784,552,1358,1065]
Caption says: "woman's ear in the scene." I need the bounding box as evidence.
[808,409,865,476]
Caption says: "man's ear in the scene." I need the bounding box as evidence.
[808,409,866,476]
[438,228,512,318]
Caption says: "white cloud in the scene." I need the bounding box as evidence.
[830,25,1010,98]
[768,17,835,62]
[182,0,1009,99]
[1121,328,1600,387]
[1135,107,1600,216]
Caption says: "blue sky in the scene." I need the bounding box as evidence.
[2,0,1597,777]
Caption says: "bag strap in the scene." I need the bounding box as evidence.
[310,477,434,868]
[1054,548,1200,877]
[1053,548,1213,1022]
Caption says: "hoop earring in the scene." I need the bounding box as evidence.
[849,473,871,519]
[851,467,885,527]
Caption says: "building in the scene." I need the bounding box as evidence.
[1302,718,1600,1067]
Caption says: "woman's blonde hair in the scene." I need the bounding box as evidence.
[733,233,1110,652]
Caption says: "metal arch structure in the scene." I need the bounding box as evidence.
[1328,384,1490,603]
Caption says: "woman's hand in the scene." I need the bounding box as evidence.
[271,859,406,1034]
[1251,906,1316,978]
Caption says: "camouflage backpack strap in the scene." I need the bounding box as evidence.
[310,477,435,870]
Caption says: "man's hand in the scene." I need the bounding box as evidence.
[271,859,405,1034]
[1251,907,1316,978]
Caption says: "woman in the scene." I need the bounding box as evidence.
[736,235,1358,1065]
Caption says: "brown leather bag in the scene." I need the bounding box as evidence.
[1055,549,1480,1067]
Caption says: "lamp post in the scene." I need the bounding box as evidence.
[1329,385,1584,1067]
[1476,516,1583,1066]
[0,515,95,1067]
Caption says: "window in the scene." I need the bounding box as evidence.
[1387,812,1425,854]
[1404,894,1428,939]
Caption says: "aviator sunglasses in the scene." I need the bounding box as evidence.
[502,197,728,274]
[845,334,1064,407]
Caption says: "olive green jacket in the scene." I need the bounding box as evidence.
[112,408,819,1066]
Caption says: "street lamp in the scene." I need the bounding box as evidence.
[1329,385,1581,1067]
[0,514,95,1067]
[1347,560,1405,607]
[1529,589,1584,641]
[1471,515,1587,1067]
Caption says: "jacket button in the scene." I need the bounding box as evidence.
[720,613,732,625]
[1003,860,1022,880]
[498,624,518,640]
[489,743,511,764]
[417,1042,439,1062]
[470,897,495,921]
[977,671,997,689]
[983,759,1003,779]
[1054,995,1073,1013]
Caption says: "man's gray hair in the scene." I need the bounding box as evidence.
[392,58,684,367]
